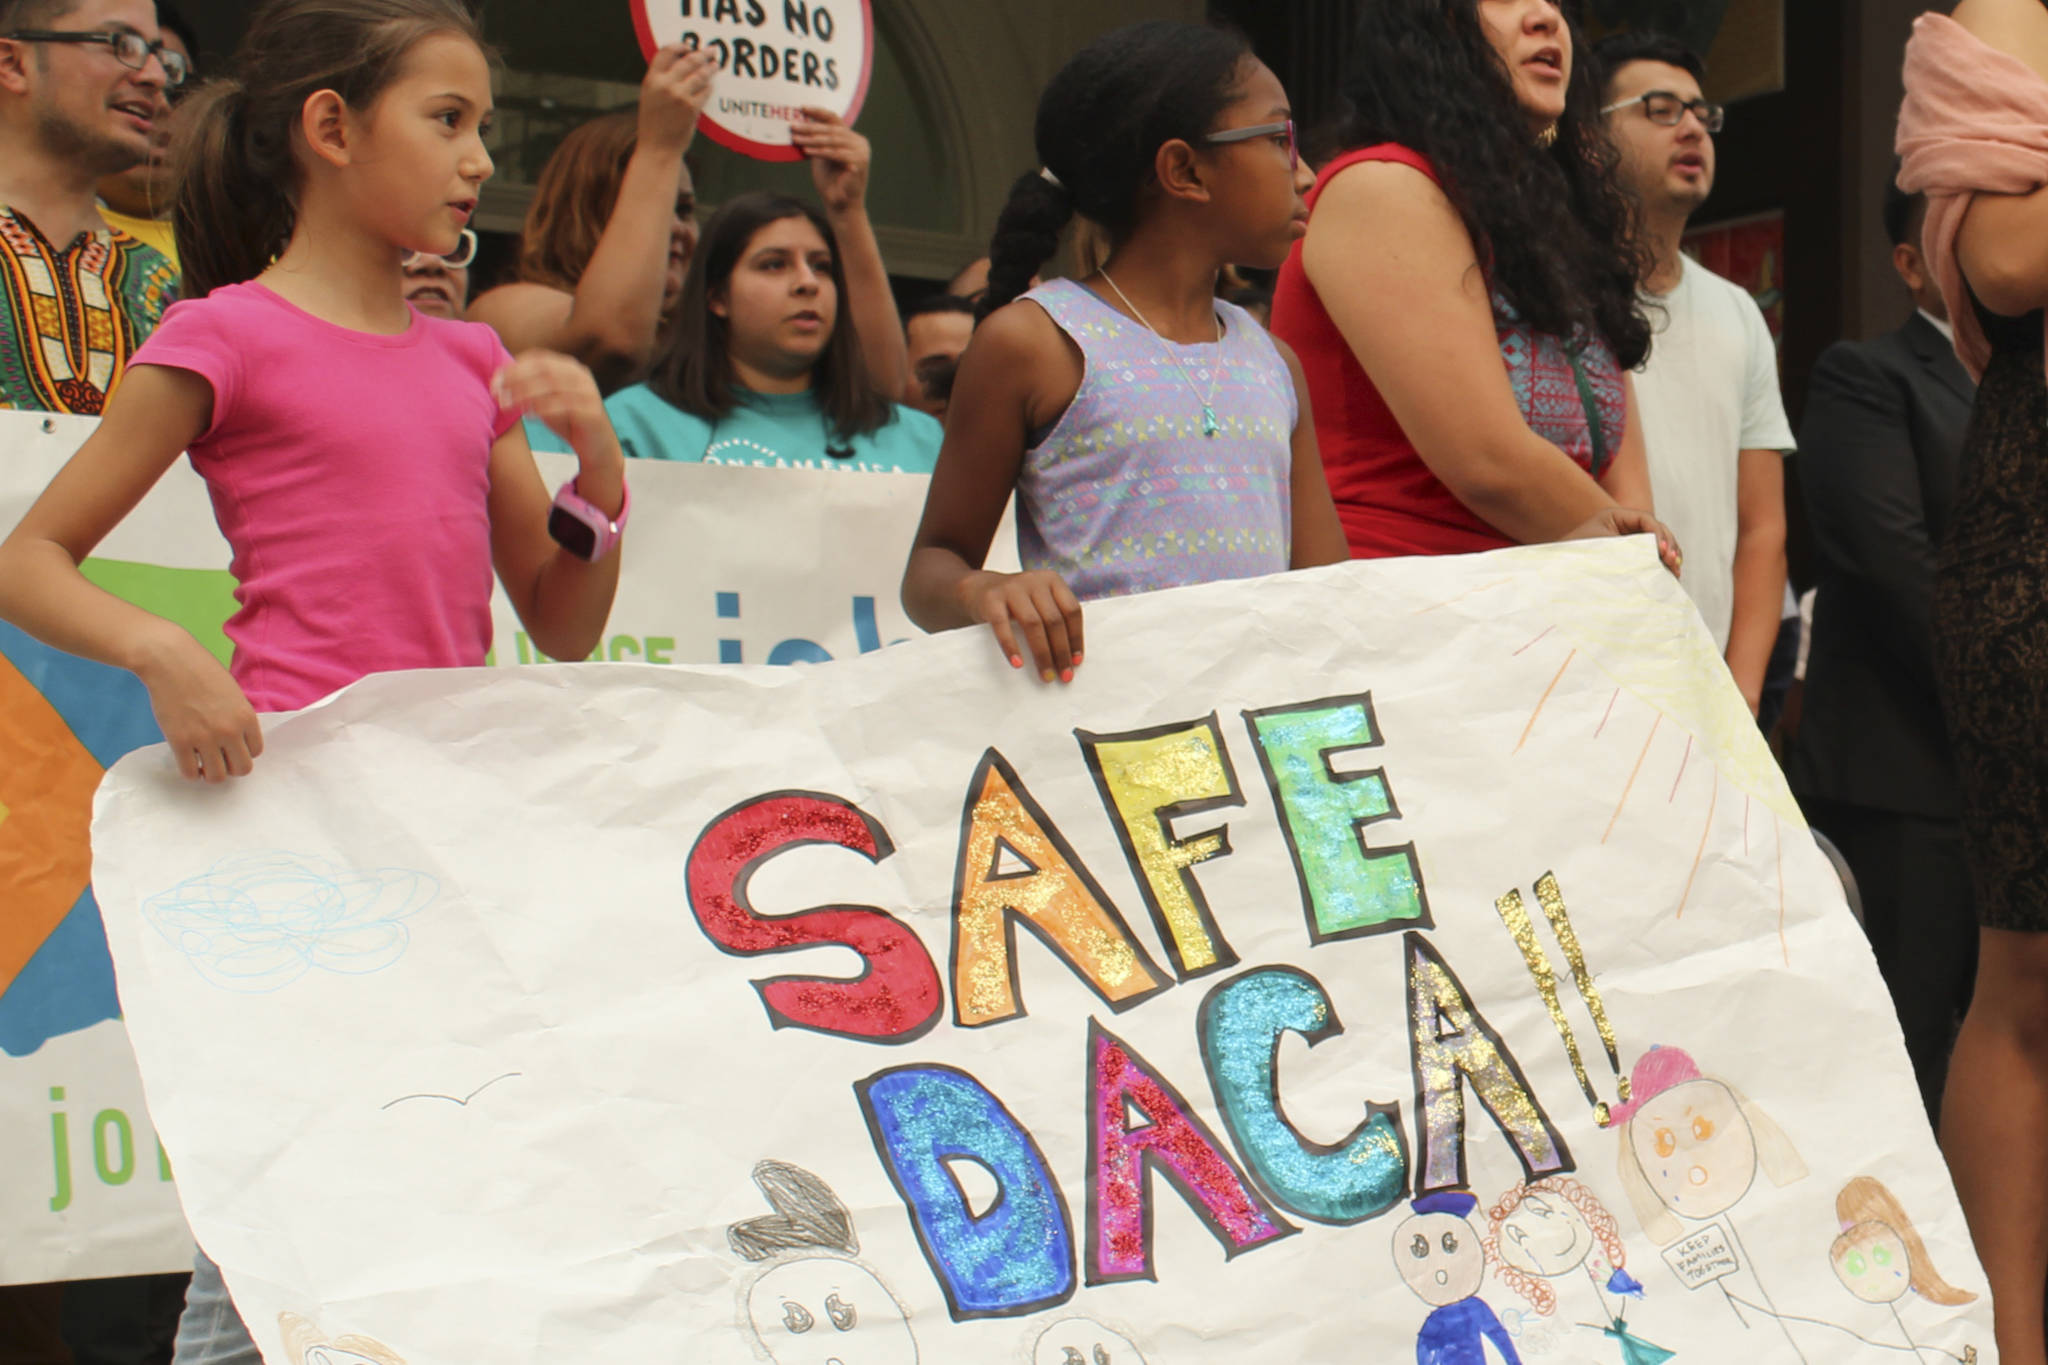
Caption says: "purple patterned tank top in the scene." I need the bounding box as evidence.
[1016,278,1298,601]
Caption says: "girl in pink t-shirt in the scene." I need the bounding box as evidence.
[0,1,633,1358]
[0,0,630,786]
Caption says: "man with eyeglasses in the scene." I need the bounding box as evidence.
[92,0,191,265]
[1788,178,1978,1124]
[1595,31,1794,724]
[0,0,181,415]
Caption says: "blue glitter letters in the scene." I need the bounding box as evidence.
[1198,965,1410,1224]
[856,1064,1077,1319]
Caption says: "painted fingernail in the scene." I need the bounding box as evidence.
[1059,669,1073,683]
[1041,670,1056,683]
[1009,655,1022,668]
[1070,652,1083,665]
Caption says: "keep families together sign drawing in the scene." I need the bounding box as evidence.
[87,535,1994,1362]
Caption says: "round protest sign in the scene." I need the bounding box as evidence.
[631,0,875,162]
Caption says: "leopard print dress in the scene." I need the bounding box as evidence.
[1935,299,2048,930]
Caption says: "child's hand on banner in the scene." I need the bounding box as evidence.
[958,569,1085,684]
[135,627,263,783]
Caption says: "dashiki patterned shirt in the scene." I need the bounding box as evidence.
[0,206,177,414]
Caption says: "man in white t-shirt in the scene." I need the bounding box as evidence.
[1597,32,1795,716]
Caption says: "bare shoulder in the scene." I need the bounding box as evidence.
[1267,332,1309,381]
[1310,158,1474,249]
[464,282,573,343]
[1313,156,1453,220]
[958,295,1080,390]
[967,295,1065,359]
[958,294,1084,434]
[1305,158,1475,285]
[1951,0,2048,80]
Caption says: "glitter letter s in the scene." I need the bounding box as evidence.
[951,750,1169,1027]
[856,1064,1077,1319]
[686,790,942,1043]
[1087,1019,1295,1284]
[1078,715,1244,980]
[1406,932,1570,1193]
[1198,966,1409,1224]
[1243,694,1429,943]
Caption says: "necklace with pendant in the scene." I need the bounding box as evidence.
[1099,269,1224,437]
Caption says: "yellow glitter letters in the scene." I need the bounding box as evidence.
[951,750,1169,1028]
[1078,714,1243,980]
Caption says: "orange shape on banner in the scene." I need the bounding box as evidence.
[0,652,104,998]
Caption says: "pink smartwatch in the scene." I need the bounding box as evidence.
[548,477,630,562]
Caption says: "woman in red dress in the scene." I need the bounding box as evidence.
[1272,0,1671,562]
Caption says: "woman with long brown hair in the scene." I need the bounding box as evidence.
[467,45,714,391]
[604,192,939,476]
[1270,0,1673,564]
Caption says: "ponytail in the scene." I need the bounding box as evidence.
[171,79,296,300]
[978,22,1250,321]
[164,0,485,301]
[979,170,1074,320]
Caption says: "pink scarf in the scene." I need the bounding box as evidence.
[1896,12,2048,383]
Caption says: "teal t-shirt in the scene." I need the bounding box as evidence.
[593,383,942,472]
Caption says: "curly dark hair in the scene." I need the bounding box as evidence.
[980,21,1252,319]
[1332,0,1649,369]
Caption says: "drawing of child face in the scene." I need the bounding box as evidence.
[1031,1317,1148,1365]
[1395,1211,1486,1306]
[1496,1191,1597,1278]
[1626,1078,1755,1220]
[746,1258,917,1365]
[1831,1222,1912,1305]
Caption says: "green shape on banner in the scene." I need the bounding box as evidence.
[79,559,237,667]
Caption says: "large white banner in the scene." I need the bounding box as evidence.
[0,411,973,1283]
[91,540,1992,1362]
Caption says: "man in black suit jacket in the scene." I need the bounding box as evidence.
[1789,182,1976,1121]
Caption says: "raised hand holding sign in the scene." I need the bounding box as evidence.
[631,0,875,162]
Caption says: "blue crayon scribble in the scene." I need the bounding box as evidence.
[141,852,438,992]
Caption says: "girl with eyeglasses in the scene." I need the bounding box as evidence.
[1270,0,1681,569]
[902,20,1349,684]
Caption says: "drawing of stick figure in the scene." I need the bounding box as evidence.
[730,1159,920,1365]
[1486,1177,1672,1363]
[1611,1046,1807,1360]
[1830,1176,1976,1363]
[1396,1190,1524,1365]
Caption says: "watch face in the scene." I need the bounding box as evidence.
[548,504,599,561]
